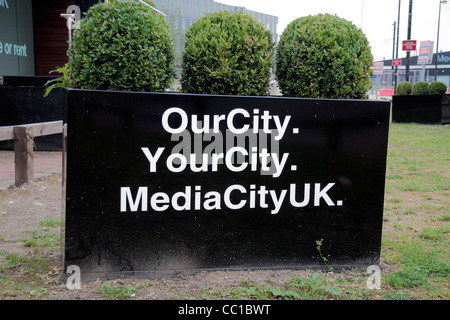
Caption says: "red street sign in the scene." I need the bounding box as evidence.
[402,40,417,51]
[373,61,383,69]
[373,62,383,75]
[392,59,402,66]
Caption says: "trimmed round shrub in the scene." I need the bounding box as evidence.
[429,81,447,95]
[275,14,373,99]
[396,81,412,95]
[411,81,429,95]
[181,11,274,96]
[66,0,175,92]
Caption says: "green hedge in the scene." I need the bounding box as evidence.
[181,11,274,95]
[411,81,429,95]
[396,81,412,95]
[275,14,373,99]
[66,0,175,92]
[396,80,447,95]
[429,81,447,94]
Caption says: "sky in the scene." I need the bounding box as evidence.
[218,0,450,62]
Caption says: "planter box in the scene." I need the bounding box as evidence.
[63,89,391,280]
[0,76,65,151]
[392,94,450,124]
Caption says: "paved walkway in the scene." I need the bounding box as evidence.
[0,151,62,190]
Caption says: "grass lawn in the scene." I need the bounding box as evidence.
[379,123,449,300]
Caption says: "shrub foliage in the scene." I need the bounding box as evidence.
[275,14,373,99]
[429,81,447,95]
[411,81,429,95]
[66,0,175,92]
[181,11,274,95]
[396,81,412,95]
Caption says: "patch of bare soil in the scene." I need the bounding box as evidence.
[0,174,63,258]
[383,191,449,234]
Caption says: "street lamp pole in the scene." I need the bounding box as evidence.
[435,0,447,81]
[394,0,401,93]
[405,0,413,82]
[392,21,396,70]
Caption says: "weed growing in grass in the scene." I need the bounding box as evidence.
[383,291,413,300]
[386,267,429,288]
[40,219,61,227]
[0,253,26,269]
[97,282,137,300]
[404,209,416,215]
[286,273,340,299]
[209,273,341,300]
[0,253,56,298]
[418,227,448,241]
[22,230,59,248]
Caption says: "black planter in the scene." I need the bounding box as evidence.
[0,76,66,150]
[392,94,450,124]
[63,88,391,280]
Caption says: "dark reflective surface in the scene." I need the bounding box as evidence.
[392,94,448,124]
[64,89,390,279]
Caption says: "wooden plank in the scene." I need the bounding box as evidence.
[15,121,63,137]
[0,121,63,142]
[14,127,34,186]
[0,126,14,141]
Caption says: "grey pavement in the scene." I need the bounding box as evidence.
[0,150,62,190]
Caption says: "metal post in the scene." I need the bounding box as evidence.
[406,0,413,82]
[394,0,401,93]
[392,21,396,69]
[435,0,447,80]
[392,21,396,88]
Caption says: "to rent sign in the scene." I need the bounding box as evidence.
[0,0,34,76]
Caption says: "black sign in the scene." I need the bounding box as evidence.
[64,89,390,279]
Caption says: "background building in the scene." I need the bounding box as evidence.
[0,0,278,78]
[372,50,450,91]
[154,0,278,53]
[153,0,278,75]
